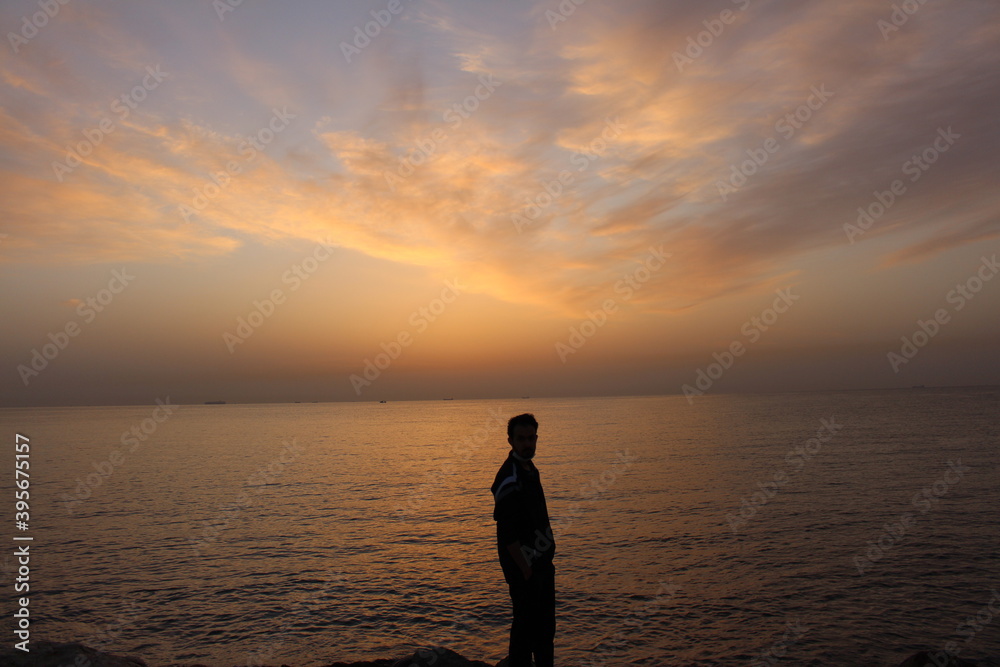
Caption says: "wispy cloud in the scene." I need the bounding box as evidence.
[1,0,998,320]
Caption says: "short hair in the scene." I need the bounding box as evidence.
[507,413,538,438]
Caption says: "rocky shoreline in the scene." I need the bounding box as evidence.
[2,642,999,666]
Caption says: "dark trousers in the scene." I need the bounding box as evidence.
[504,560,555,667]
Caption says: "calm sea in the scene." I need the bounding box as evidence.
[1,388,998,666]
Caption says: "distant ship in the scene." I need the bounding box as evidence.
[204,400,226,405]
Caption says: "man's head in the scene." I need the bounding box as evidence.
[507,413,539,460]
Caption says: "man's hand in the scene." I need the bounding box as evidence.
[506,540,533,581]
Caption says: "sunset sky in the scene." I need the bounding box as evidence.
[2,0,999,407]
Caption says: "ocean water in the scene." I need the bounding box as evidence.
[1,388,998,666]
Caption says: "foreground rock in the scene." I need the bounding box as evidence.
[898,651,1000,667]
[331,646,494,667]
[0,641,148,667]
[0,643,495,667]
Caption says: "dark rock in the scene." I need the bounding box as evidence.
[0,641,148,667]
[385,647,494,667]
[0,642,501,667]
[898,651,1000,667]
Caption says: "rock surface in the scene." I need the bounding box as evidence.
[897,651,1000,667]
[0,641,148,667]
[0,643,496,667]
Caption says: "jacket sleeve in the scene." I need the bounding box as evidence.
[494,483,524,546]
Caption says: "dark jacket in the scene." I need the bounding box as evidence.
[491,452,555,571]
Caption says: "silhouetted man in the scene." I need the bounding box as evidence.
[491,413,555,667]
